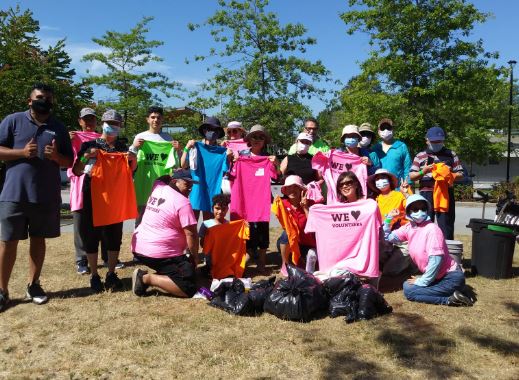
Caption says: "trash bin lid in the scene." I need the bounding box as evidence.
[488,224,515,234]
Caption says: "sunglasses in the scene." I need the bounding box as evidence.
[227,129,241,135]
[379,124,393,131]
[409,205,428,212]
[339,180,355,188]
[250,134,265,141]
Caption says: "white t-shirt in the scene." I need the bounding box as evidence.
[133,130,173,144]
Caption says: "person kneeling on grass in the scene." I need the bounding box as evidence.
[384,194,473,306]
[131,170,199,298]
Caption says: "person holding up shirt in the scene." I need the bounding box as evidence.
[280,132,320,185]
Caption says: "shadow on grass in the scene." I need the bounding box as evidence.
[376,312,470,379]
[320,351,386,380]
[458,327,519,357]
[504,301,519,314]
[46,287,93,298]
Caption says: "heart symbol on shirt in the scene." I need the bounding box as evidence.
[160,153,168,161]
[351,210,361,220]
[157,198,165,206]
[345,163,352,171]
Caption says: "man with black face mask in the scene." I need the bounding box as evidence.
[0,83,73,311]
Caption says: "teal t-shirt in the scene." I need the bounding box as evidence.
[134,141,179,205]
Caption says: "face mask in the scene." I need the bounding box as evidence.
[31,99,52,115]
[409,210,428,224]
[343,137,359,148]
[205,130,218,141]
[375,178,390,190]
[102,122,120,137]
[359,136,372,147]
[428,142,444,152]
[296,142,310,154]
[378,129,393,141]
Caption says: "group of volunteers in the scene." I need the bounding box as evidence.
[0,83,475,313]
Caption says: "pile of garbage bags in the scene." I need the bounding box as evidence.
[209,264,392,323]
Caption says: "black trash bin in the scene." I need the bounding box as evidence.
[466,218,518,279]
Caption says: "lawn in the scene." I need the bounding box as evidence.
[0,230,518,379]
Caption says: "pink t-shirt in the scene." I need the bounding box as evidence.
[230,156,277,222]
[306,180,324,203]
[222,139,249,158]
[131,181,197,258]
[392,221,457,279]
[312,149,368,205]
[67,131,101,211]
[305,198,381,277]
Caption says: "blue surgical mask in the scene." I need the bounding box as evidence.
[375,178,390,190]
[428,142,444,152]
[409,210,428,224]
[343,137,359,148]
[205,130,218,141]
[102,122,120,137]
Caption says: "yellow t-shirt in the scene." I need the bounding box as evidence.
[376,190,408,229]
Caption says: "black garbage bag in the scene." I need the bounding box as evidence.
[248,276,276,314]
[356,284,393,321]
[210,279,252,316]
[323,274,362,321]
[264,264,328,322]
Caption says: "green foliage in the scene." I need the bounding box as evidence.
[490,181,519,202]
[327,0,512,162]
[0,6,93,127]
[82,16,182,138]
[188,0,330,148]
[453,184,474,202]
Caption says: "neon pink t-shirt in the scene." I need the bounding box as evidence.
[67,131,101,211]
[131,181,197,258]
[222,139,249,158]
[392,221,457,279]
[230,156,277,222]
[305,198,381,277]
[311,149,368,205]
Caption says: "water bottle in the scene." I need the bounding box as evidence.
[83,158,96,175]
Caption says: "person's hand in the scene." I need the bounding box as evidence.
[268,155,279,167]
[387,208,400,219]
[360,156,372,166]
[399,178,409,193]
[132,138,145,149]
[407,276,418,285]
[84,147,98,160]
[300,190,309,209]
[226,148,233,158]
[23,138,38,159]
[422,164,434,174]
[186,139,196,150]
[172,140,181,151]
[69,131,77,139]
[44,139,59,162]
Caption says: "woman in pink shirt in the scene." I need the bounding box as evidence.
[384,194,473,306]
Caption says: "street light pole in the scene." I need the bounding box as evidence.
[506,60,516,183]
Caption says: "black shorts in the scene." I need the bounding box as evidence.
[0,201,60,241]
[76,193,123,253]
[246,221,270,250]
[133,253,197,297]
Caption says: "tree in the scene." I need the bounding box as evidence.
[188,0,331,148]
[82,16,181,138]
[337,0,511,163]
[0,6,92,126]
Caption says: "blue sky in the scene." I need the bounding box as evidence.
[4,0,519,115]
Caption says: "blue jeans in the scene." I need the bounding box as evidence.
[403,269,465,305]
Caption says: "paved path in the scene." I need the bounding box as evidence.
[60,188,495,236]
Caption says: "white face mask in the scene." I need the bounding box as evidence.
[375,178,390,190]
[379,129,393,141]
[296,142,310,154]
[359,136,372,147]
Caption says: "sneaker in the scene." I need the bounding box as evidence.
[132,268,149,296]
[447,290,474,307]
[76,263,90,275]
[25,281,48,305]
[103,260,125,270]
[105,271,123,291]
[0,289,10,312]
[90,274,104,293]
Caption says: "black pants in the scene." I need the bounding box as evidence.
[420,189,455,240]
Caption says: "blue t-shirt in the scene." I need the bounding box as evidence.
[0,111,73,204]
[189,142,228,212]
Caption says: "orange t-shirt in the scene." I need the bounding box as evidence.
[271,196,301,265]
[376,190,408,229]
[432,163,454,212]
[90,150,138,226]
[202,219,249,279]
